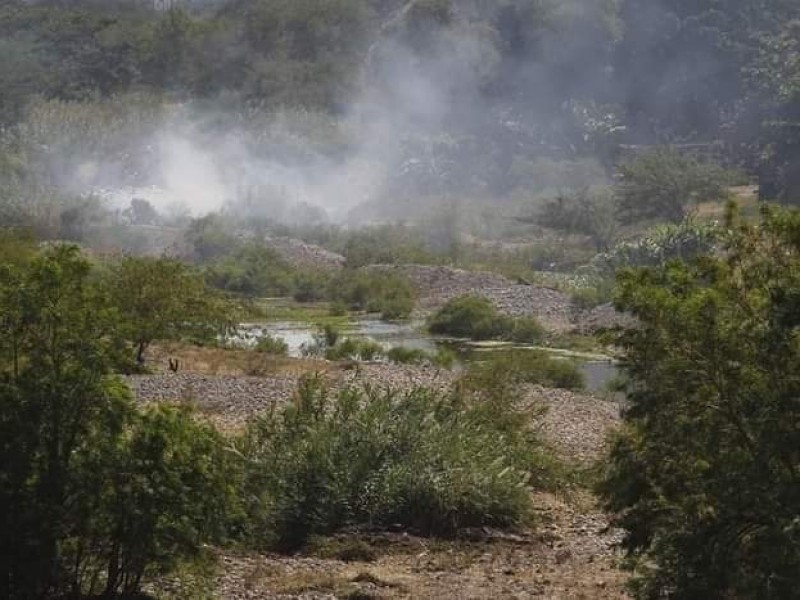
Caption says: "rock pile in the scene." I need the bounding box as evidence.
[264,236,345,270]
[526,385,622,464]
[124,373,297,427]
[367,264,575,331]
[125,364,453,428]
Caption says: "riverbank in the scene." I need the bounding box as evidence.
[133,348,629,598]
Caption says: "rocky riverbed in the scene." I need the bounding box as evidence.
[365,264,627,333]
[133,352,627,599]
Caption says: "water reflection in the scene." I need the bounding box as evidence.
[235,319,618,393]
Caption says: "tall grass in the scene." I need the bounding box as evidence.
[237,374,560,551]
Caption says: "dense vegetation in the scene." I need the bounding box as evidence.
[428,295,544,343]
[599,206,800,598]
[239,374,559,551]
[0,241,561,598]
[0,0,799,597]
[0,245,241,597]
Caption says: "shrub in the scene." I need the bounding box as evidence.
[509,317,546,343]
[293,270,331,303]
[428,296,545,344]
[431,346,458,369]
[598,207,800,598]
[334,272,416,320]
[466,350,585,391]
[386,346,430,365]
[205,243,295,298]
[590,218,722,279]
[255,333,289,356]
[428,296,500,339]
[616,147,736,224]
[238,374,558,551]
[325,338,385,362]
[88,405,242,596]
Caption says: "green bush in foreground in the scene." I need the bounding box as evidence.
[428,295,544,343]
[238,374,558,551]
[599,206,800,598]
[0,245,241,599]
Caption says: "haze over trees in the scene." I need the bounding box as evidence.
[0,0,799,598]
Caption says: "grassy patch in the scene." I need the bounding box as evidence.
[238,374,561,552]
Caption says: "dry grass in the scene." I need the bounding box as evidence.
[147,342,333,377]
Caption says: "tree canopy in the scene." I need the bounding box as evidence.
[599,205,800,598]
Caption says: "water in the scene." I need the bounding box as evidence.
[235,319,619,392]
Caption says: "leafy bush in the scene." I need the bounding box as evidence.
[106,256,236,365]
[508,317,546,343]
[598,207,800,598]
[428,295,501,338]
[589,218,722,279]
[386,346,430,365]
[205,243,296,298]
[466,350,585,391]
[255,333,289,356]
[428,296,544,343]
[334,271,416,320]
[238,374,558,551]
[0,246,241,599]
[616,147,736,224]
[293,270,331,303]
[87,405,242,597]
[535,185,619,251]
[325,338,385,362]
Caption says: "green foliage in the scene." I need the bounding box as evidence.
[385,346,430,365]
[598,206,800,598]
[339,226,443,268]
[535,186,619,251]
[89,404,241,596]
[106,256,235,365]
[255,333,289,356]
[428,295,501,339]
[186,214,239,263]
[590,218,722,279]
[616,148,735,224]
[428,295,544,343]
[325,337,385,362]
[466,350,585,391]
[334,271,416,321]
[238,374,557,551]
[0,227,36,266]
[293,269,331,303]
[205,242,296,298]
[0,244,240,598]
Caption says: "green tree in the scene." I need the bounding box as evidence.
[0,244,129,596]
[533,185,619,251]
[599,206,800,598]
[616,147,734,224]
[0,245,242,598]
[94,404,241,596]
[107,256,234,365]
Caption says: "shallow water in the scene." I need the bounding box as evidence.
[235,319,619,392]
